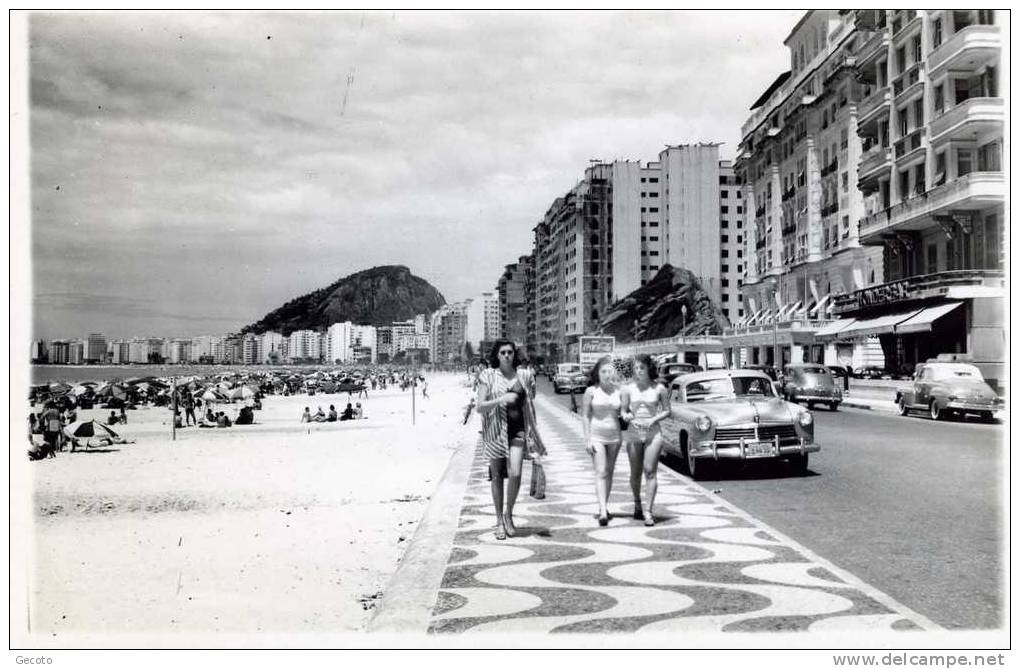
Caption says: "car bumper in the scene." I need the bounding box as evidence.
[555,380,585,390]
[690,437,819,460]
[945,401,1002,413]
[790,392,842,402]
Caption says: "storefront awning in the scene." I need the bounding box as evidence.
[814,318,857,339]
[894,302,963,335]
[839,309,924,338]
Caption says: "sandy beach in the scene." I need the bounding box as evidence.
[27,372,475,639]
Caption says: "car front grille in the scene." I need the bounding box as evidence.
[714,424,798,442]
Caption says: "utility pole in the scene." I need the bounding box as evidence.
[171,376,177,442]
[411,377,416,425]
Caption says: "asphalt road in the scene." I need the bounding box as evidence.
[536,377,1005,630]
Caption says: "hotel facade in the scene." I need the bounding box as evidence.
[724,10,1003,388]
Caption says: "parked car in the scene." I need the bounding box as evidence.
[552,363,586,394]
[896,361,1003,422]
[853,366,886,380]
[661,369,818,480]
[780,363,843,411]
[741,364,779,381]
[658,362,699,388]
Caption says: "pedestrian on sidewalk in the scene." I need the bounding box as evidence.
[621,354,671,526]
[582,356,623,526]
[475,340,534,540]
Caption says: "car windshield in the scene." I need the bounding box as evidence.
[684,376,775,402]
[930,364,982,381]
[557,364,581,374]
[797,366,829,374]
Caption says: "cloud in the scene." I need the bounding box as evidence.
[27,9,803,339]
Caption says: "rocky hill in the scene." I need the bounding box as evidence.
[597,264,730,342]
[243,265,446,335]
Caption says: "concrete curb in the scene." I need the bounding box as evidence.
[368,427,477,633]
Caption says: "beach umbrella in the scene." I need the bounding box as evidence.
[49,382,71,393]
[135,382,151,393]
[201,389,224,402]
[71,385,90,396]
[63,420,120,440]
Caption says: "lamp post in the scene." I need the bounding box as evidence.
[680,304,688,357]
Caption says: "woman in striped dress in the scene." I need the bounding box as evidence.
[474,339,542,540]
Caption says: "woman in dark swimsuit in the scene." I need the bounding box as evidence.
[475,340,537,540]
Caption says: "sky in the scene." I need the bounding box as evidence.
[27,10,803,340]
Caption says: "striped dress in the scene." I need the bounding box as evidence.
[478,367,536,460]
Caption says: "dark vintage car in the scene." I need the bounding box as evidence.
[552,363,586,394]
[741,364,779,381]
[661,370,818,480]
[896,361,1003,422]
[780,364,843,411]
[853,366,887,380]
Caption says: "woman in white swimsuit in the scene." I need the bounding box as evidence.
[582,356,622,526]
[621,354,671,526]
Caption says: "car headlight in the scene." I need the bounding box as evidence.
[798,411,813,426]
[694,415,712,432]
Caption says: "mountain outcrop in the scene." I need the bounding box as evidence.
[597,264,730,342]
[243,265,446,335]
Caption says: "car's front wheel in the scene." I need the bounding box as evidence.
[898,396,909,416]
[930,400,943,421]
[829,402,839,412]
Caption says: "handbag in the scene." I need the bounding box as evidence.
[529,459,546,499]
[618,416,630,431]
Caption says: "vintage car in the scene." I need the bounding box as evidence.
[552,363,586,394]
[741,364,779,381]
[658,362,700,388]
[896,360,1003,422]
[780,363,843,411]
[662,369,818,479]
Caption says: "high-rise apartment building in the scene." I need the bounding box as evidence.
[48,340,69,364]
[728,10,884,368]
[827,9,1004,385]
[529,145,740,364]
[288,330,321,362]
[497,255,532,347]
[259,331,285,364]
[68,340,85,365]
[430,302,468,364]
[241,333,259,365]
[85,333,107,363]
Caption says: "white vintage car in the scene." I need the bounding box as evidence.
[661,369,819,479]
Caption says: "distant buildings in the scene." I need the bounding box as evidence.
[497,256,532,348]
[524,144,740,365]
[287,330,321,362]
[85,333,107,363]
[430,302,468,364]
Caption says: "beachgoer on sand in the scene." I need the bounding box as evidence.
[301,407,311,423]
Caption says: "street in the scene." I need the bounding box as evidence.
[536,377,1004,629]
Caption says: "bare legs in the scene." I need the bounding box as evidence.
[504,443,525,536]
[627,430,664,524]
[490,443,526,539]
[591,441,621,522]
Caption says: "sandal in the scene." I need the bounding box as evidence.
[495,522,507,541]
[597,511,609,527]
[643,506,655,527]
[504,517,517,538]
[633,504,645,521]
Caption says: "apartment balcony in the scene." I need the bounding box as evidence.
[820,159,839,178]
[891,11,920,42]
[892,62,923,100]
[858,86,892,127]
[893,127,925,161]
[859,144,892,185]
[856,29,890,67]
[781,187,796,202]
[858,171,1004,242]
[929,97,1004,146]
[928,25,1000,79]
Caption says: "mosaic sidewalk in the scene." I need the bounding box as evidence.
[427,395,939,634]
